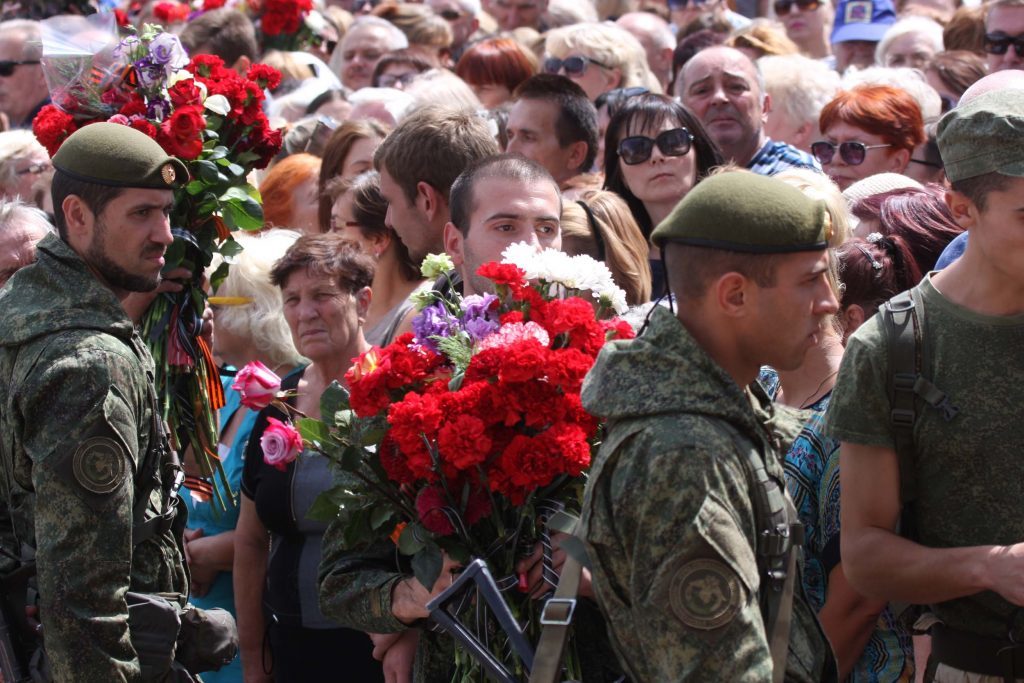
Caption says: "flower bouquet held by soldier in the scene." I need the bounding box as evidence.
[234,241,634,681]
[579,170,840,682]
[30,15,282,509]
[0,123,237,682]
[827,85,1024,683]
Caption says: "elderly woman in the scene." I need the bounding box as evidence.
[184,229,304,683]
[234,234,383,683]
[603,93,723,297]
[0,130,52,208]
[326,171,428,346]
[761,54,841,153]
[875,16,944,70]
[455,37,538,110]
[542,22,661,101]
[813,85,925,192]
[259,153,322,234]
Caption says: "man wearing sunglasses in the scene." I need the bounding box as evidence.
[427,0,481,62]
[0,20,50,131]
[984,0,1024,72]
[679,46,818,176]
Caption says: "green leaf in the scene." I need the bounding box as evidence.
[369,504,393,531]
[185,180,206,196]
[223,202,263,232]
[297,417,330,446]
[226,163,245,177]
[412,543,443,591]
[206,147,228,161]
[236,150,260,165]
[209,261,230,290]
[339,446,362,471]
[218,238,243,260]
[398,523,426,556]
[219,186,251,203]
[306,490,343,522]
[320,381,349,421]
[357,423,386,447]
[196,160,220,183]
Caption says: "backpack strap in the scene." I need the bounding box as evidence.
[882,289,959,517]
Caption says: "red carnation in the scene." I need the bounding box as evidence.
[119,95,147,118]
[437,414,491,472]
[202,0,226,8]
[153,1,189,22]
[129,117,159,139]
[416,486,455,536]
[32,105,78,157]
[246,63,282,91]
[477,262,527,290]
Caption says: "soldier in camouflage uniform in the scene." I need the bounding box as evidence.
[579,171,839,682]
[827,88,1024,682]
[0,123,191,681]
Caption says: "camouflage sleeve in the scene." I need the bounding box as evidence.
[587,426,773,681]
[18,349,142,682]
[824,315,894,448]
[318,518,409,634]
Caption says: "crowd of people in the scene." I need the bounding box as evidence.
[0,0,1022,680]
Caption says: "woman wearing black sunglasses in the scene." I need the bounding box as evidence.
[542,23,661,101]
[603,93,722,297]
[813,84,924,192]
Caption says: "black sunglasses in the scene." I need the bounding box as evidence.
[618,128,693,165]
[0,60,41,77]
[985,32,1024,56]
[811,140,892,166]
[773,0,821,13]
[668,0,709,8]
[438,8,464,20]
[543,55,611,77]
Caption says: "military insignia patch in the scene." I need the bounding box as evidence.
[161,163,176,185]
[669,559,743,630]
[72,436,127,495]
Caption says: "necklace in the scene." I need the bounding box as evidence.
[796,369,839,409]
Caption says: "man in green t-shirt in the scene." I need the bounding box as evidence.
[826,87,1024,681]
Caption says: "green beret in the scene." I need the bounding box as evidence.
[52,123,189,190]
[651,172,831,253]
[937,89,1024,183]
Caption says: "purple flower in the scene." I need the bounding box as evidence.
[146,97,171,121]
[412,302,460,353]
[149,33,188,69]
[460,294,500,342]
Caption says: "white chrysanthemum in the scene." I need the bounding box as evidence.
[502,243,629,314]
[501,242,544,279]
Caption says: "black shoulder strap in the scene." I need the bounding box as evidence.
[883,288,960,512]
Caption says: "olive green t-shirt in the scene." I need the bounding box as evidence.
[826,274,1024,639]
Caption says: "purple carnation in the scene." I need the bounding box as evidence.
[412,301,460,353]
[460,294,500,342]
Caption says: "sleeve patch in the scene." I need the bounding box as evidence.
[72,436,128,495]
[669,558,744,630]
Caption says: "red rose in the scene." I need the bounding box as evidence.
[129,117,159,139]
[119,95,147,118]
[32,105,78,157]
[157,121,203,159]
[246,63,282,91]
[168,105,206,139]
[202,0,226,9]
[168,79,203,108]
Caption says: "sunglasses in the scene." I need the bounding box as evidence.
[618,128,693,165]
[985,32,1024,56]
[811,140,892,166]
[543,55,611,77]
[773,0,821,14]
[15,161,51,176]
[668,0,709,8]
[0,60,41,77]
[438,8,464,20]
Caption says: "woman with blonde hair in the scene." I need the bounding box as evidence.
[561,189,652,306]
[542,22,662,101]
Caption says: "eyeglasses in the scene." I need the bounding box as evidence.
[984,32,1024,56]
[377,72,418,88]
[543,55,611,77]
[773,0,821,13]
[15,161,51,176]
[438,8,465,20]
[668,0,709,8]
[618,128,693,165]
[811,140,892,166]
[0,60,41,77]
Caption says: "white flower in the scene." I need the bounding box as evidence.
[421,252,455,279]
[204,94,231,116]
[501,243,629,314]
[305,10,328,33]
[149,32,189,71]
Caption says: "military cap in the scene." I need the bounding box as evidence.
[52,123,189,189]
[651,171,831,253]
[938,89,1024,184]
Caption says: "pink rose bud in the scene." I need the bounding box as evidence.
[232,360,282,410]
[260,417,303,471]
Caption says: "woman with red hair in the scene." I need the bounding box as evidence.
[455,37,538,110]
[259,152,322,234]
[813,85,925,191]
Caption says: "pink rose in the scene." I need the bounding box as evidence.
[260,417,303,471]
[232,361,282,410]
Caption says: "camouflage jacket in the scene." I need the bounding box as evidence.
[0,234,188,682]
[578,306,835,682]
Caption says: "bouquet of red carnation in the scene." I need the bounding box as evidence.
[250,0,326,52]
[258,245,633,681]
[32,19,283,511]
